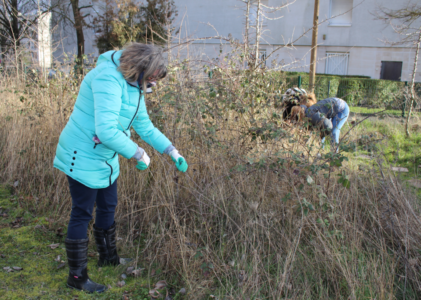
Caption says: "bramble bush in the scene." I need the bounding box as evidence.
[1,49,421,299]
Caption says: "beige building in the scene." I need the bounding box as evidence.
[172,0,421,82]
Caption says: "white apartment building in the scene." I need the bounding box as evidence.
[48,0,420,82]
[171,0,421,81]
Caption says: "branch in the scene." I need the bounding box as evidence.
[79,5,93,10]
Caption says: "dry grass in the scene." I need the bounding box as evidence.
[1,64,421,299]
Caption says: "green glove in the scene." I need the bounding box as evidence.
[136,161,148,170]
[133,147,150,171]
[169,149,188,172]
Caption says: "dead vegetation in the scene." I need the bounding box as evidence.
[1,62,421,299]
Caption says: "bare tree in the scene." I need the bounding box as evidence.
[240,0,296,69]
[376,3,421,137]
[52,0,93,68]
[243,0,250,66]
[0,0,51,57]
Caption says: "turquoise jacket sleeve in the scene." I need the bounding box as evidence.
[131,97,172,154]
[91,69,138,159]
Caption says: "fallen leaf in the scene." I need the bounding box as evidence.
[149,289,161,299]
[155,280,167,289]
[107,284,112,290]
[150,269,156,276]
[33,252,39,255]
[117,280,125,287]
[57,263,65,270]
[3,267,11,271]
[126,266,134,274]
[34,225,43,229]
[48,243,60,249]
[13,180,19,187]
[178,288,186,294]
[12,225,20,228]
[54,255,61,262]
[121,274,127,279]
[117,237,123,241]
[131,268,144,277]
[7,269,14,273]
[12,267,23,270]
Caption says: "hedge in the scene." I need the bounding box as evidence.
[279,73,421,108]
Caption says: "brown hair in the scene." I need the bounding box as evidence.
[299,93,317,107]
[118,43,167,92]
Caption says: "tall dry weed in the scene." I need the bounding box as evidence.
[1,60,421,299]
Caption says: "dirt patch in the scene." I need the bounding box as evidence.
[408,179,421,189]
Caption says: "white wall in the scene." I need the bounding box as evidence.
[173,0,420,47]
[172,0,421,81]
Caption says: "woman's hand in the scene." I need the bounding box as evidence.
[169,149,188,173]
[132,147,151,171]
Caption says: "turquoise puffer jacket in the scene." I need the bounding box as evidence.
[53,50,172,188]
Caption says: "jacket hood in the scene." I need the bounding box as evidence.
[96,50,123,67]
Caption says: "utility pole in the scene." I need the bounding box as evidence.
[309,0,320,93]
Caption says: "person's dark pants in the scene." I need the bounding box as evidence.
[67,176,117,240]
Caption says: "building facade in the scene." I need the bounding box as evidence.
[171,0,421,81]
[46,0,420,82]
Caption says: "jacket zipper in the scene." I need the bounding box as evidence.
[127,83,142,130]
[105,152,117,187]
[104,54,138,186]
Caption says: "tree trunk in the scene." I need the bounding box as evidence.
[71,0,85,68]
[405,29,421,137]
[254,0,261,69]
[309,0,320,93]
[244,0,251,68]
[11,0,20,47]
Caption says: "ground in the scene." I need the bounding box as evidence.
[0,186,184,300]
[348,107,421,196]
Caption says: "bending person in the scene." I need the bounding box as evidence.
[304,97,350,151]
[53,43,188,293]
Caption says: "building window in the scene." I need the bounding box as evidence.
[380,61,402,81]
[329,0,353,26]
[325,53,349,75]
[260,50,267,66]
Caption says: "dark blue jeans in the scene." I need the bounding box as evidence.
[67,176,118,240]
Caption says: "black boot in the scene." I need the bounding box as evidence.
[65,238,107,293]
[93,222,131,267]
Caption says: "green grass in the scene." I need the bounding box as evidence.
[0,186,185,299]
[349,116,421,195]
[349,106,420,117]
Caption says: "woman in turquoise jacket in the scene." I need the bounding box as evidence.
[54,43,187,293]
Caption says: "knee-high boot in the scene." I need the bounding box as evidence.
[93,222,130,267]
[65,238,107,293]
